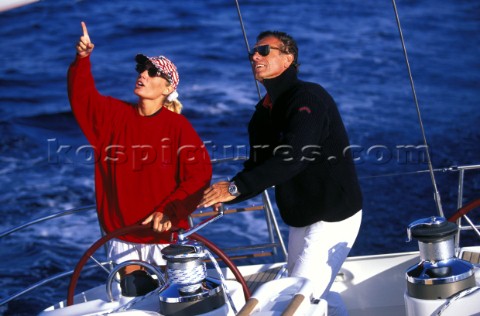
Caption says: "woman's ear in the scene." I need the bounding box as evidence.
[164,85,174,96]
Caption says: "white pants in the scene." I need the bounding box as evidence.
[287,210,362,315]
[108,238,169,266]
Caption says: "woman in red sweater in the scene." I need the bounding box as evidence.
[69,22,212,296]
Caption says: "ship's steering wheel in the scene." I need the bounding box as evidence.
[448,197,480,223]
[67,223,251,306]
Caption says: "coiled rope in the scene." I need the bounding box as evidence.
[166,252,207,294]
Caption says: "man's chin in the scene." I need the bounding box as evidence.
[254,74,265,83]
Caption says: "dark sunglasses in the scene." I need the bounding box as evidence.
[248,44,283,57]
[135,63,160,78]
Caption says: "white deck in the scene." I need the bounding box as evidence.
[332,251,420,316]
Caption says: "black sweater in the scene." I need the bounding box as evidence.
[232,66,362,227]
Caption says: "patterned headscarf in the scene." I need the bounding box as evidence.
[135,54,179,91]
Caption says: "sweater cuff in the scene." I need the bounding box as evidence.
[73,54,90,66]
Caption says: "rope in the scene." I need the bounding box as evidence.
[167,263,206,293]
[205,249,238,314]
[162,249,208,294]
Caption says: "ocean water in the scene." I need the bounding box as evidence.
[0,0,479,314]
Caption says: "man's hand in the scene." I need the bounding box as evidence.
[76,21,94,58]
[198,181,236,208]
[142,212,172,233]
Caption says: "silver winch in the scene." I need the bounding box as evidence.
[405,216,476,300]
[158,210,227,316]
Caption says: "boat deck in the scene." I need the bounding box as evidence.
[240,250,480,297]
[462,251,480,264]
[244,265,284,294]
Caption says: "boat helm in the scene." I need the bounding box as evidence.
[405,216,475,300]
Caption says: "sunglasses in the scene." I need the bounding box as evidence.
[135,63,161,78]
[248,44,283,57]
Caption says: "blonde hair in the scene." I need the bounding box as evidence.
[164,99,183,114]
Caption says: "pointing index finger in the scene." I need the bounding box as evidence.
[81,21,90,41]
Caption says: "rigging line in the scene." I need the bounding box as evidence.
[391,0,444,217]
[360,167,454,180]
[234,0,262,100]
[234,1,287,258]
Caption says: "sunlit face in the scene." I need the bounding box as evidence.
[134,70,172,102]
[250,36,293,82]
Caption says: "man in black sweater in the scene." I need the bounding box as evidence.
[199,30,362,314]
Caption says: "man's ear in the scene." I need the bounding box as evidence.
[284,54,294,69]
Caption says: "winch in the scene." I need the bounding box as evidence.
[405,216,475,300]
[404,216,478,315]
[158,241,226,315]
[157,209,234,316]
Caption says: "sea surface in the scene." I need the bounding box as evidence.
[0,0,479,314]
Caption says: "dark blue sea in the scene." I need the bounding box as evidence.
[0,0,479,314]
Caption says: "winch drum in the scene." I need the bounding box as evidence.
[405,217,475,300]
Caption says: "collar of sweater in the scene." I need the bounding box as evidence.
[263,65,299,104]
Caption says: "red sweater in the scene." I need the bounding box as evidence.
[68,56,212,243]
